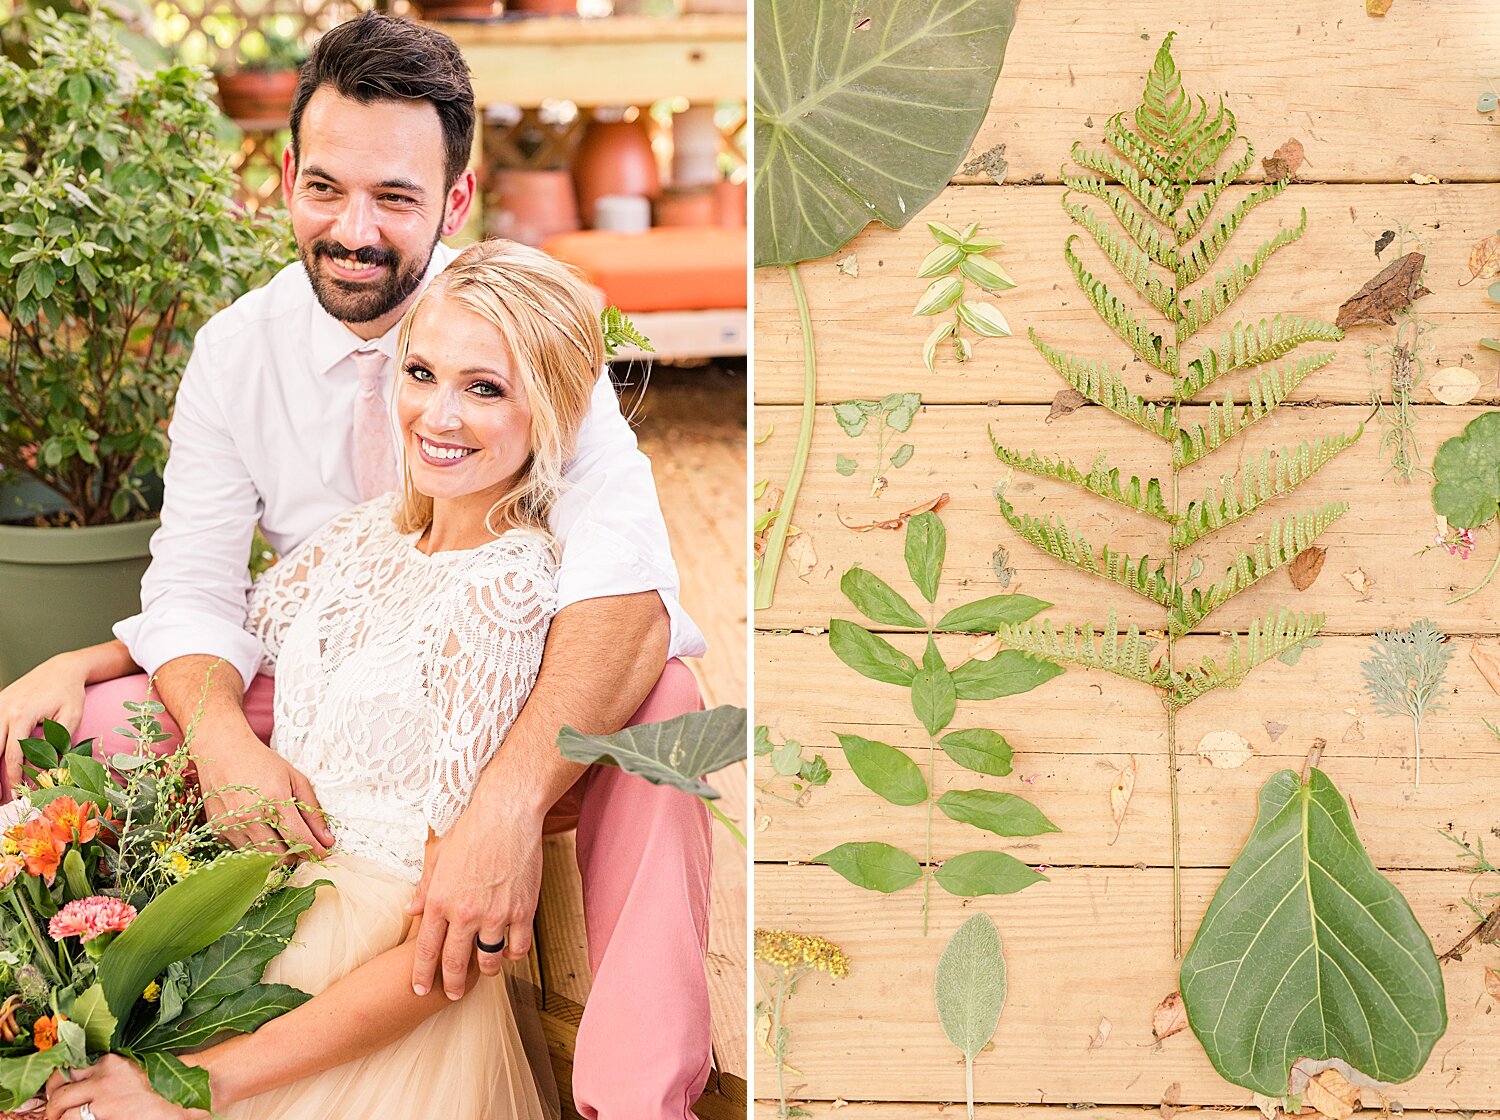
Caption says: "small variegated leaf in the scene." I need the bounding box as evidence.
[924,320,956,371]
[956,300,1012,337]
[959,254,1017,291]
[919,242,965,277]
[915,275,964,316]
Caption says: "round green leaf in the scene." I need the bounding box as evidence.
[952,650,1064,700]
[1431,410,1500,529]
[838,733,927,805]
[905,511,946,602]
[841,567,926,628]
[938,789,1060,837]
[939,729,1014,776]
[829,619,919,685]
[937,594,1051,632]
[911,665,957,735]
[754,0,1020,267]
[814,841,922,893]
[1180,769,1447,1095]
[934,850,1047,897]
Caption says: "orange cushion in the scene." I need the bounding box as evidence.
[541,228,747,313]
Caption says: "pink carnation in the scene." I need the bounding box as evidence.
[48,897,137,943]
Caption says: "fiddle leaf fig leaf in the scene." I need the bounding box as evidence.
[1180,769,1447,1096]
[841,568,926,628]
[754,0,1020,267]
[939,729,1014,776]
[935,912,1007,1119]
[906,511,946,602]
[815,841,923,893]
[830,619,919,685]
[838,733,927,806]
[934,850,1047,897]
[1431,410,1500,529]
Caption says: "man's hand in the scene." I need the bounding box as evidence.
[0,651,90,795]
[406,789,545,1000]
[45,1055,204,1120]
[194,728,334,860]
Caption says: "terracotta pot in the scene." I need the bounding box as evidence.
[715,177,746,227]
[214,69,299,124]
[655,185,717,228]
[489,169,580,246]
[572,117,660,229]
[505,0,576,12]
[416,0,499,18]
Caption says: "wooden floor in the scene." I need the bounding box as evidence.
[538,363,748,1119]
[754,2,1500,1117]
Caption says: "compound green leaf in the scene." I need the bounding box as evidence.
[938,729,1014,776]
[829,619,918,685]
[905,511,947,602]
[934,851,1047,897]
[841,567,925,628]
[951,650,1064,700]
[1180,769,1447,1095]
[938,790,1060,837]
[838,733,927,806]
[937,594,1050,632]
[815,841,922,894]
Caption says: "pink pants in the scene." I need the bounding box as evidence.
[75,660,713,1120]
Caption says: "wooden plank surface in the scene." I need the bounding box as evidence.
[757,1109,1500,1120]
[753,1,1500,1114]
[754,185,1500,405]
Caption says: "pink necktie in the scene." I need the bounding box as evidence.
[350,349,397,501]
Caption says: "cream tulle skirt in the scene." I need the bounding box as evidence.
[220,856,560,1120]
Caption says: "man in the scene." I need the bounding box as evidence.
[0,13,712,1118]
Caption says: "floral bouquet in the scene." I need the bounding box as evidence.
[0,702,321,1113]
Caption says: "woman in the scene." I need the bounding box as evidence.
[42,238,604,1120]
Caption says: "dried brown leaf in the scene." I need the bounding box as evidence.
[785,530,817,581]
[1465,235,1500,284]
[1152,991,1188,1042]
[968,632,1004,662]
[1161,1081,1183,1120]
[1304,1069,1361,1120]
[835,254,859,278]
[1086,1016,1112,1050]
[1046,389,1089,423]
[1262,138,1305,181]
[838,493,950,532]
[1289,546,1327,591]
[1486,967,1500,1001]
[1108,756,1137,845]
[1264,720,1288,742]
[1472,640,1500,697]
[1197,729,1253,769]
[1342,568,1373,601]
[1429,365,1481,405]
[1335,252,1430,329]
[1366,0,1394,14]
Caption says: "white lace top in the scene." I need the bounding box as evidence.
[245,495,557,882]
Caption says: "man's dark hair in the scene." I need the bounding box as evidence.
[289,12,475,189]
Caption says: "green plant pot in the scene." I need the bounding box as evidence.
[0,518,158,685]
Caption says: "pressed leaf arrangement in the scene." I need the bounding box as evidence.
[817,511,1062,931]
[833,393,921,494]
[934,913,1007,1120]
[914,220,1016,371]
[990,33,1358,951]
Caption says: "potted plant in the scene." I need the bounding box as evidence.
[0,8,287,682]
[213,22,306,123]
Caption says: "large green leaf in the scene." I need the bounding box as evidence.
[1431,410,1500,529]
[815,841,922,893]
[97,851,278,1034]
[838,733,927,806]
[0,1050,69,1111]
[1180,769,1447,1095]
[951,651,1064,700]
[141,1051,212,1111]
[142,983,312,1050]
[754,0,1020,267]
[829,619,919,685]
[556,705,747,800]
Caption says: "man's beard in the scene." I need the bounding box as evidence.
[300,231,439,325]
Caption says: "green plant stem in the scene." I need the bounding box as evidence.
[965,1054,975,1120]
[1412,712,1423,789]
[771,965,806,1119]
[1448,535,1500,605]
[924,727,936,938]
[705,798,746,847]
[1165,256,1187,960]
[8,893,62,986]
[755,263,817,610]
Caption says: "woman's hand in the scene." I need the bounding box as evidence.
[0,651,89,796]
[43,1056,205,1120]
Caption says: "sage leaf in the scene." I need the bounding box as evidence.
[829,619,918,685]
[938,790,1060,837]
[939,729,1014,776]
[833,400,873,437]
[838,733,927,806]
[835,454,858,476]
[935,850,1047,897]
[959,254,1017,291]
[815,841,922,893]
[937,594,1050,632]
[935,913,1006,1120]
[890,443,915,468]
[911,665,957,736]
[841,567,925,628]
[924,320,955,372]
[952,650,1063,699]
[914,275,964,316]
[918,242,964,278]
[905,511,946,602]
[955,300,1012,338]
[1180,769,1447,1095]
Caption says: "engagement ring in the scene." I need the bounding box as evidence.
[80,1104,98,1120]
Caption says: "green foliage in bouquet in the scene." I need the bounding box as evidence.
[990,33,1358,952]
[0,708,321,1111]
[818,511,1062,932]
[0,9,290,526]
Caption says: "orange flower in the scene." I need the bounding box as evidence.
[0,854,22,888]
[32,1013,65,1052]
[13,819,65,885]
[44,797,100,845]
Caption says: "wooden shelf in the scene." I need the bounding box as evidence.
[433,13,746,106]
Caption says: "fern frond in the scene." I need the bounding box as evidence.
[992,441,1174,523]
[1177,210,1309,339]
[1166,608,1326,708]
[1066,238,1176,374]
[997,611,1170,689]
[1176,101,1238,184]
[1179,316,1342,398]
[1170,501,1347,635]
[1174,142,1260,245]
[1173,351,1339,466]
[1063,197,1176,316]
[1135,32,1192,154]
[1070,143,1175,224]
[1171,431,1362,549]
[1103,112,1180,202]
[1179,181,1290,284]
[1029,331,1176,441]
[1062,179,1180,271]
[1000,498,1178,607]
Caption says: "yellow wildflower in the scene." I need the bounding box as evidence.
[754,929,851,979]
[143,981,161,1003]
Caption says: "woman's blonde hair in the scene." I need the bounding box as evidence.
[391,239,605,539]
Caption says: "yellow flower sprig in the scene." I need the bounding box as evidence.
[754,928,850,1118]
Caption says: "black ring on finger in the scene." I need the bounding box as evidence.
[475,934,507,954]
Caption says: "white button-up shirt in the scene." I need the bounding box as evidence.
[115,242,704,689]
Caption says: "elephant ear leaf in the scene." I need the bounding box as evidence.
[1180,769,1446,1096]
[556,706,747,799]
[754,0,1020,267]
